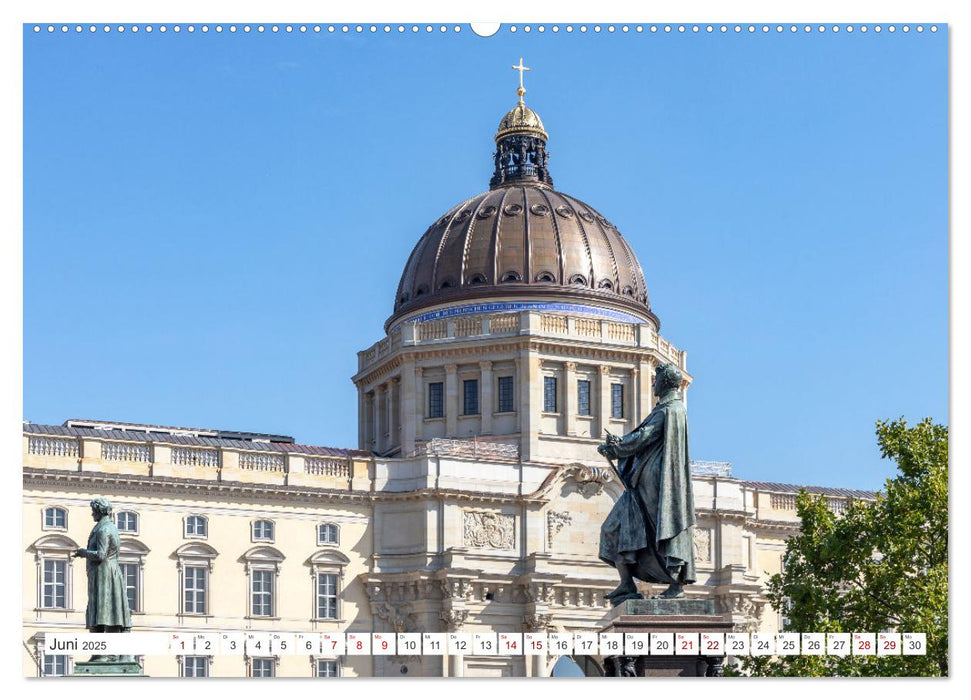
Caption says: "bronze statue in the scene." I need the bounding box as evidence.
[74,497,132,660]
[598,362,696,604]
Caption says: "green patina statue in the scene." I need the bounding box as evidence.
[598,362,696,604]
[73,497,134,668]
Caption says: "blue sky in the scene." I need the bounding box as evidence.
[23,24,947,490]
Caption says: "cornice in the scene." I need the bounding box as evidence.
[22,468,370,506]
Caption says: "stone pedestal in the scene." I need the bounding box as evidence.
[599,598,734,677]
[73,657,144,676]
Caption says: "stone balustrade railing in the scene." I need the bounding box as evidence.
[358,310,687,372]
[24,431,356,484]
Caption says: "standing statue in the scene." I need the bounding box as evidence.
[73,497,132,659]
[598,362,696,604]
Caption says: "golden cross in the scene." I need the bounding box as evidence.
[511,57,530,102]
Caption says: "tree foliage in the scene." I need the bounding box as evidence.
[737,418,948,677]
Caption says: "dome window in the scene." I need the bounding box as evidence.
[598,280,614,291]
[501,271,522,283]
[399,293,410,304]
[468,274,488,286]
[535,272,556,283]
[415,284,429,297]
[622,286,635,297]
[569,274,588,287]
[439,278,456,290]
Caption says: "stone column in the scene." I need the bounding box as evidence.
[358,389,368,450]
[640,358,655,421]
[365,392,375,450]
[387,379,397,451]
[479,361,493,434]
[445,364,458,436]
[629,368,640,428]
[599,365,612,438]
[413,366,424,443]
[400,360,417,455]
[374,385,385,453]
[564,362,577,437]
[518,350,540,461]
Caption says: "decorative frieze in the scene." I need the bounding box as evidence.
[172,447,220,468]
[238,452,285,472]
[101,442,151,462]
[419,437,519,460]
[440,609,469,632]
[463,510,515,549]
[522,613,554,632]
[28,436,79,458]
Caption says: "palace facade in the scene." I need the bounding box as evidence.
[22,74,875,678]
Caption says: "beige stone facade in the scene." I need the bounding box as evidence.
[21,420,873,677]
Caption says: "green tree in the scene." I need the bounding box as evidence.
[737,418,948,677]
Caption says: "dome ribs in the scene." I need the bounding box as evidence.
[491,187,513,287]
[430,198,472,292]
[571,194,622,295]
[537,188,565,285]
[565,195,596,290]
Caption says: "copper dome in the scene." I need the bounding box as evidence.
[387,185,656,331]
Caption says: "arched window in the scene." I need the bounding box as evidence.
[42,506,67,531]
[569,274,587,286]
[175,542,218,616]
[501,271,522,283]
[116,510,139,534]
[252,519,274,543]
[535,272,556,283]
[317,523,340,546]
[598,279,614,291]
[30,534,78,611]
[118,539,150,614]
[307,550,350,622]
[468,273,487,285]
[242,546,285,619]
[184,515,208,539]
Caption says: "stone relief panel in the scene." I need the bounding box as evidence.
[693,527,712,563]
[463,510,515,549]
[544,470,615,556]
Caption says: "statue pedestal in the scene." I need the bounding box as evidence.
[72,658,145,676]
[599,598,734,677]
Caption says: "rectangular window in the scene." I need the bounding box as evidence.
[317,659,340,677]
[463,379,479,415]
[44,508,66,529]
[183,566,207,615]
[497,376,514,413]
[316,573,338,620]
[578,380,592,416]
[543,376,557,412]
[119,562,139,613]
[182,656,208,677]
[428,382,444,418]
[251,658,275,678]
[251,569,274,617]
[42,560,66,609]
[611,383,624,419]
[43,654,68,677]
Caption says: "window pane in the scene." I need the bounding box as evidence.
[317,573,338,619]
[317,660,338,677]
[43,560,66,609]
[463,379,479,415]
[120,562,138,612]
[497,376,514,412]
[578,380,591,416]
[543,377,557,412]
[184,566,207,614]
[428,382,444,418]
[252,570,273,617]
[43,655,68,677]
[184,656,208,677]
[611,383,624,418]
[252,658,274,677]
[44,508,65,528]
[318,523,338,545]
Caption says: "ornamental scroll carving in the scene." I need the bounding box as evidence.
[547,511,573,548]
[463,510,514,549]
[562,463,613,497]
